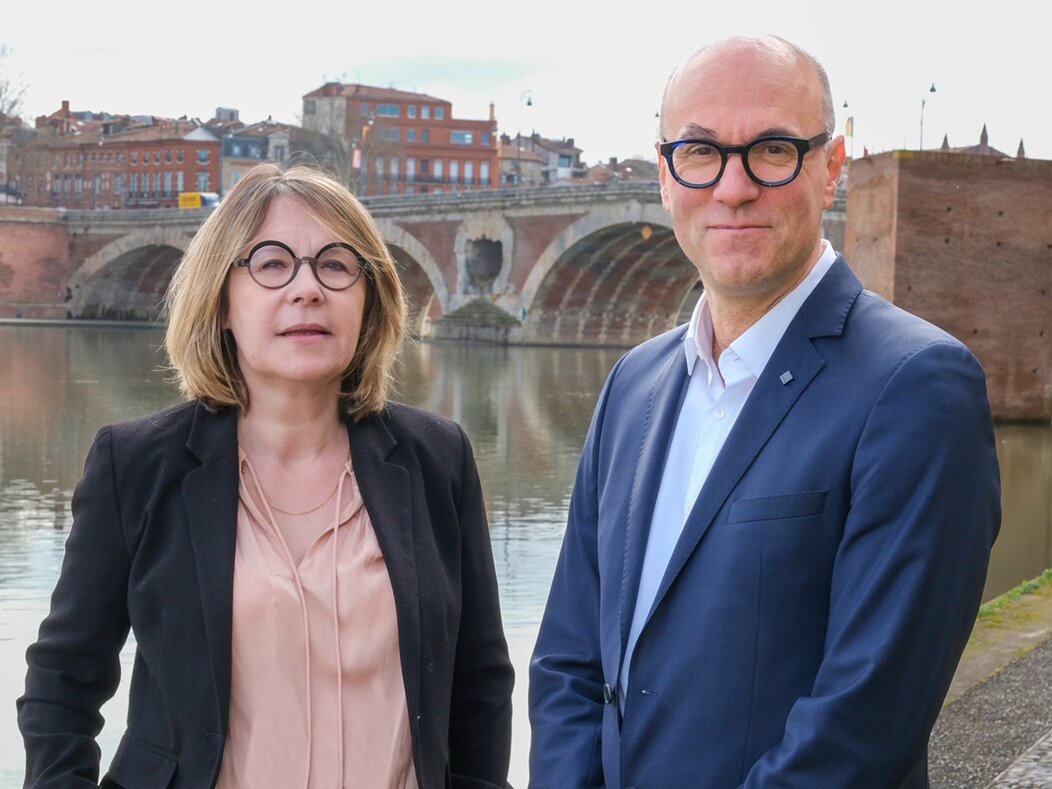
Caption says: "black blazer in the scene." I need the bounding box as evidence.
[18,400,514,788]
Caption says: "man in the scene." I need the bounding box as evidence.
[529,36,1000,788]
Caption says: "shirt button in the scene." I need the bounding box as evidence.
[714,408,726,420]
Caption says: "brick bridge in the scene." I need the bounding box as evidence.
[0,183,846,347]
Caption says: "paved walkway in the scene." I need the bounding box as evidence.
[928,585,1052,788]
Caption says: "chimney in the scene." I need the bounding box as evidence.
[489,102,495,122]
[61,100,70,116]
[609,157,618,167]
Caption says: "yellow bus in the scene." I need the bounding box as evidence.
[177,192,220,209]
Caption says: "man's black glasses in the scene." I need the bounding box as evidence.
[659,132,831,189]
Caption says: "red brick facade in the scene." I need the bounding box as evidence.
[845,150,1052,420]
[6,104,221,209]
[302,84,499,196]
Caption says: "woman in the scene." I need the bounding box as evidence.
[18,163,514,788]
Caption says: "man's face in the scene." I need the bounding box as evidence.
[658,43,845,311]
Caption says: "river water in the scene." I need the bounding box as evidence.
[1,324,1049,786]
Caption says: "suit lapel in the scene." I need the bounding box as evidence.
[182,403,240,732]
[647,258,863,617]
[616,341,691,658]
[348,413,421,724]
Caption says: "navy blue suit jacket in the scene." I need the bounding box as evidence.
[19,400,513,789]
[529,257,1001,788]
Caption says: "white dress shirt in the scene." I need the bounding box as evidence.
[620,242,838,702]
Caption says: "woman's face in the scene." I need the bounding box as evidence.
[224,195,367,397]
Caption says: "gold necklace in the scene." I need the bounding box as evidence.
[257,437,350,517]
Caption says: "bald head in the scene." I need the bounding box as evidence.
[658,36,835,142]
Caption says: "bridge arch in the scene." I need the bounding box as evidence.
[70,228,193,321]
[518,205,699,346]
[376,219,449,338]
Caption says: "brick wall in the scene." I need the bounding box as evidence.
[846,151,1052,421]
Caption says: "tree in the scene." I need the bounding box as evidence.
[0,44,26,120]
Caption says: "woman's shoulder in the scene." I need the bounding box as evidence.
[106,400,200,441]
[378,401,467,445]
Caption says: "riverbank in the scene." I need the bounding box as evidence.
[930,569,1052,787]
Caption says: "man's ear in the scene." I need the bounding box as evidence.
[657,143,673,210]
[823,135,847,210]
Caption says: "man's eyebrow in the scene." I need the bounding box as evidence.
[672,124,800,141]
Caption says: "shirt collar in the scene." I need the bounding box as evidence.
[683,241,838,378]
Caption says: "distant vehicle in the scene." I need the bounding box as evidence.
[177,191,220,209]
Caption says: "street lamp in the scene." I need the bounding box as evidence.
[919,83,936,150]
[515,90,532,187]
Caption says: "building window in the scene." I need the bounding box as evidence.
[177,171,184,192]
[131,174,138,193]
[421,129,430,144]
[177,150,184,163]
[421,159,430,176]
[558,154,573,167]
[131,152,138,164]
[198,172,209,191]
[378,128,400,142]
[304,99,316,114]
[449,160,459,183]
[164,171,173,194]
[377,104,400,118]
[435,107,445,120]
[421,106,431,120]
[360,103,370,116]
[465,161,474,184]
[166,150,173,163]
[272,145,286,161]
[434,160,444,181]
[406,129,416,142]
[407,106,417,119]
[154,151,162,164]
[198,149,210,164]
[114,175,122,194]
[406,158,416,182]
[451,132,474,145]
[480,162,490,183]
[154,173,162,194]
[390,158,399,179]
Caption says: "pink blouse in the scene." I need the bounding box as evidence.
[216,452,418,788]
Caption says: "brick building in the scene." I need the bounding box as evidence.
[506,132,587,184]
[301,83,499,195]
[845,149,1051,420]
[6,101,221,209]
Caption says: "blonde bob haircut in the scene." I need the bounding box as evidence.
[164,161,406,420]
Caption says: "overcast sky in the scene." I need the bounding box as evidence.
[5,0,1050,164]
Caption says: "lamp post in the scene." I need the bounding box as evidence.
[515,90,532,187]
[919,83,936,151]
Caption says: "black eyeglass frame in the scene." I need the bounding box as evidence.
[232,240,369,291]
[658,132,832,189]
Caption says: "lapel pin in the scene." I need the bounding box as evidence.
[779,371,794,385]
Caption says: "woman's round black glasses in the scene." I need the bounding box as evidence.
[659,132,831,189]
[233,240,368,291]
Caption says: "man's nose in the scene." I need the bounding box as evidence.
[712,153,762,205]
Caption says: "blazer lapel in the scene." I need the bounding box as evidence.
[615,340,691,662]
[348,414,421,725]
[647,258,863,617]
[182,403,240,732]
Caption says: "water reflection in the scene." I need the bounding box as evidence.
[0,325,1050,786]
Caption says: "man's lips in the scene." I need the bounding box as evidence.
[279,324,330,336]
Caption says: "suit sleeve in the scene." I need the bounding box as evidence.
[448,424,516,789]
[742,340,1001,787]
[528,369,616,789]
[17,426,133,788]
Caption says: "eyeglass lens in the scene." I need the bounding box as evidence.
[246,244,362,290]
[672,139,803,186]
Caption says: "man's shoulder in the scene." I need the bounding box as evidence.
[616,323,688,374]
